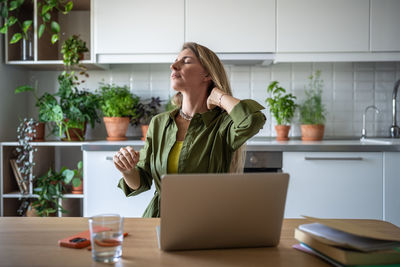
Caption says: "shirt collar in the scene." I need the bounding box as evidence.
[167,107,222,127]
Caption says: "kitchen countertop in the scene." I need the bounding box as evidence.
[80,137,400,152]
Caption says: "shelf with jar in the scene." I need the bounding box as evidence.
[2,0,107,70]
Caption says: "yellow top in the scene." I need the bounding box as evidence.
[167,141,183,173]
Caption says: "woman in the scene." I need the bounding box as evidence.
[114,42,266,218]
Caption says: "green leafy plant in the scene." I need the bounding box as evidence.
[32,161,82,217]
[14,82,57,123]
[61,34,88,67]
[98,83,140,118]
[0,0,73,44]
[266,81,297,125]
[63,160,83,188]
[32,167,67,216]
[54,73,100,140]
[133,97,162,125]
[299,70,326,125]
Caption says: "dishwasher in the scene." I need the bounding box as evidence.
[244,151,282,173]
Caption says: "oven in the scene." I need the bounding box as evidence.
[244,151,282,173]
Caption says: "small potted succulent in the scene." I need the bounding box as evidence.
[266,81,297,141]
[98,83,140,141]
[299,70,327,141]
[133,97,162,140]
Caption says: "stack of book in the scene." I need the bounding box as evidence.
[10,159,29,194]
[294,216,400,267]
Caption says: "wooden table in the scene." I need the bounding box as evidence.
[0,218,329,267]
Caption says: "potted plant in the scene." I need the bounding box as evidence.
[266,81,297,141]
[98,83,140,141]
[31,167,67,217]
[299,70,327,141]
[14,82,55,141]
[55,73,100,141]
[61,34,88,67]
[133,97,162,140]
[30,161,83,216]
[62,161,83,194]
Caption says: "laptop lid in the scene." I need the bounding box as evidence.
[159,173,289,251]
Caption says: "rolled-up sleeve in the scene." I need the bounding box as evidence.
[226,99,266,151]
[117,119,155,197]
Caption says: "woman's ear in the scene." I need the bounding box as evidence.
[203,73,212,82]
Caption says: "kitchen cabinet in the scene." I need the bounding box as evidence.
[83,150,155,217]
[384,152,400,227]
[185,0,275,53]
[94,0,184,55]
[283,152,383,219]
[277,0,369,53]
[0,142,83,217]
[370,0,400,52]
[5,0,95,67]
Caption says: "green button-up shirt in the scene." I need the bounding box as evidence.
[118,99,266,217]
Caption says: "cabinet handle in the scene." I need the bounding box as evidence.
[304,157,363,161]
[106,156,113,161]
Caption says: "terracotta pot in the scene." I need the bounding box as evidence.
[301,124,325,141]
[103,117,130,141]
[141,125,149,141]
[63,121,87,141]
[71,179,83,194]
[275,125,291,141]
[26,122,45,141]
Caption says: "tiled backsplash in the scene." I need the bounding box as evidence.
[29,62,400,138]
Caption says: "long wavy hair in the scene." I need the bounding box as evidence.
[172,42,246,173]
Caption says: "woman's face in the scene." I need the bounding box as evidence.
[170,49,210,92]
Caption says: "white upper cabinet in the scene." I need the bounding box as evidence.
[277,0,369,52]
[94,0,184,55]
[185,0,275,53]
[370,0,400,52]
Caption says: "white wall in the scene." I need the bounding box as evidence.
[27,61,400,139]
[0,34,29,140]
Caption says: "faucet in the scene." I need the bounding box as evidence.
[390,79,400,138]
[361,105,380,140]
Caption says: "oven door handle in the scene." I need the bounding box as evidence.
[304,157,363,161]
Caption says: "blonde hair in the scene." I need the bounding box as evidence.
[172,42,245,173]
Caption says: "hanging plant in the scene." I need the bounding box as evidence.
[15,117,37,194]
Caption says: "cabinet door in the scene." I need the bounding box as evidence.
[384,152,400,227]
[94,0,184,54]
[283,152,383,219]
[277,0,369,52]
[83,151,155,217]
[370,0,400,51]
[185,0,275,53]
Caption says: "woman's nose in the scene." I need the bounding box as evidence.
[170,61,179,70]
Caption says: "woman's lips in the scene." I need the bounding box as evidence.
[171,73,181,79]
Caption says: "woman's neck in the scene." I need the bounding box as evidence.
[181,91,209,117]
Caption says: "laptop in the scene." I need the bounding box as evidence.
[157,172,289,251]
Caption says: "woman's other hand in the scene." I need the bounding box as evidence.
[113,146,140,175]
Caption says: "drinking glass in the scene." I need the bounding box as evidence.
[89,214,124,263]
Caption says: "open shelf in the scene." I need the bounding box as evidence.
[1,144,83,217]
[4,0,107,70]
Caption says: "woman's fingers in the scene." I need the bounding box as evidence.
[113,146,139,173]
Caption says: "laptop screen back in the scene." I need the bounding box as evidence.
[159,173,289,251]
